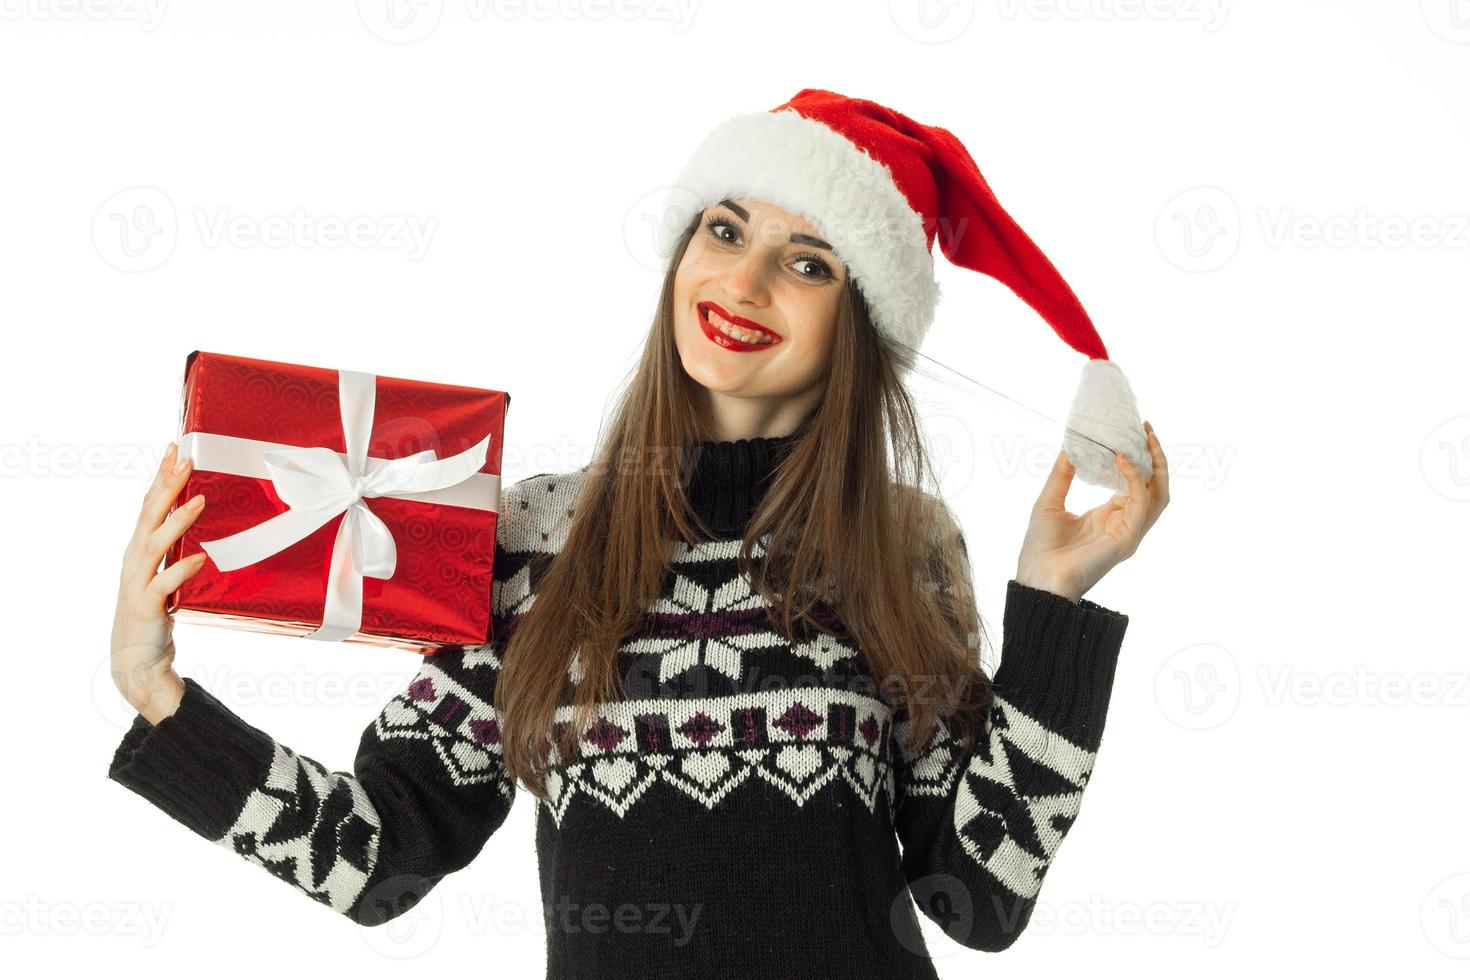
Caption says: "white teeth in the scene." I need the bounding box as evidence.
[706,308,774,345]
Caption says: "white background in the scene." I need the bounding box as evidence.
[3,1,1467,976]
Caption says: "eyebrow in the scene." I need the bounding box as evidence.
[717,198,834,252]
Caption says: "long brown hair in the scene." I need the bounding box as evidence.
[496,208,995,799]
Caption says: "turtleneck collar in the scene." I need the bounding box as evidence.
[685,432,798,539]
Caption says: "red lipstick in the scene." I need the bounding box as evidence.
[698,301,783,352]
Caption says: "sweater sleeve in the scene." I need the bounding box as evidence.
[106,530,530,926]
[893,572,1129,952]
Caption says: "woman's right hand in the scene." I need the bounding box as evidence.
[112,441,210,725]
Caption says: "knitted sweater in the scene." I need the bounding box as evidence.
[108,433,1130,979]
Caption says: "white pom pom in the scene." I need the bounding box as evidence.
[1061,358,1151,493]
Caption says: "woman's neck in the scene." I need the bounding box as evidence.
[684,433,798,539]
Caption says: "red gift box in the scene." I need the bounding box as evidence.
[163,350,510,655]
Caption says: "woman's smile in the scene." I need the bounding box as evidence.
[698,300,783,351]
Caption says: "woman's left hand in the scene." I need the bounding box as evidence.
[1015,420,1169,602]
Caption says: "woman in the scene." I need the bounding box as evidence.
[109,89,1168,978]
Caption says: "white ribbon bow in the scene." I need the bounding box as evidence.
[191,369,495,641]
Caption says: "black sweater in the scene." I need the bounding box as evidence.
[108,433,1129,978]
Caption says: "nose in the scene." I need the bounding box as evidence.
[717,247,770,308]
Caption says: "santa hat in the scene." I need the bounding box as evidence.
[654,87,1150,493]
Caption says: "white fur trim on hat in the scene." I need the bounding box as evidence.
[1061,358,1152,493]
[655,108,942,354]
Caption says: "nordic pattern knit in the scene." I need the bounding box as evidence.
[108,433,1130,979]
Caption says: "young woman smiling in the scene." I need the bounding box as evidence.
[109,88,1168,978]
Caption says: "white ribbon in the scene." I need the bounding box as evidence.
[183,369,499,642]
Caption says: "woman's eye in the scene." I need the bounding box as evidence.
[708,219,739,244]
[793,258,833,280]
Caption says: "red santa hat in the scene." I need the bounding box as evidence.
[654,87,1150,492]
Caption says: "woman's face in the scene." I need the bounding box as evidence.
[672,196,847,419]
